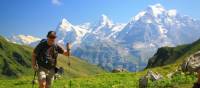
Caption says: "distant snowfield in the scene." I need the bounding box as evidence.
[8,35,41,45]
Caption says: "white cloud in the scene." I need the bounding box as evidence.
[52,0,61,5]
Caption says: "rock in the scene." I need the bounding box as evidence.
[139,70,163,88]
[139,76,148,88]
[181,51,200,72]
[146,70,163,81]
[112,68,127,73]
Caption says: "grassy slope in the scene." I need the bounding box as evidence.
[0,36,33,78]
[57,55,105,78]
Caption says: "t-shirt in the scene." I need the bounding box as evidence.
[34,39,64,69]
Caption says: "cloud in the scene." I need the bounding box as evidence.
[52,0,61,5]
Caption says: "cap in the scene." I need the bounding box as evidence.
[47,31,57,38]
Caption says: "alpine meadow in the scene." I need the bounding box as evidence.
[1,1,200,88]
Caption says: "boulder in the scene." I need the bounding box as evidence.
[146,70,163,81]
[139,76,148,88]
[139,70,163,88]
[112,68,127,73]
[181,51,200,72]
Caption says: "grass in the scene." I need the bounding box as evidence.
[0,72,142,88]
[0,71,197,88]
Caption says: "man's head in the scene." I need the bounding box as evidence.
[47,31,56,45]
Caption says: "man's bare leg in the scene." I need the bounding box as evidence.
[39,79,46,88]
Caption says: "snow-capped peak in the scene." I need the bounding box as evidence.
[167,9,177,17]
[146,3,165,18]
[131,3,179,24]
[134,11,146,21]
[56,18,89,45]
[100,14,114,27]
[59,18,73,30]
[77,22,91,29]
[132,3,166,22]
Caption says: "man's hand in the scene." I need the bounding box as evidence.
[32,65,38,71]
[63,43,71,56]
[63,50,70,56]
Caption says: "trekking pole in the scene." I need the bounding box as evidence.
[68,55,72,88]
[32,71,37,88]
[66,43,72,88]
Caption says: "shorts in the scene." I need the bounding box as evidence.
[37,66,55,88]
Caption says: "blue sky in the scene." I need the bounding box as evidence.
[0,0,200,38]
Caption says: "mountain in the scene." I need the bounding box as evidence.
[89,14,125,39]
[0,35,105,78]
[117,3,200,63]
[72,15,139,71]
[73,4,200,71]
[10,3,200,72]
[55,15,136,71]
[73,39,139,71]
[118,3,200,45]
[55,18,89,46]
[8,35,41,46]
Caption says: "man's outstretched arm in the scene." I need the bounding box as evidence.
[57,44,71,56]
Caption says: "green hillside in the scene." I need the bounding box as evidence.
[57,55,106,78]
[0,36,33,78]
[147,38,200,69]
[0,35,105,79]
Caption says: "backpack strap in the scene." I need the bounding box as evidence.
[40,39,47,44]
[52,43,59,66]
[35,39,47,63]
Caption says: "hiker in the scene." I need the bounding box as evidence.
[32,31,71,88]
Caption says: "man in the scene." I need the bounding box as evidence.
[32,31,71,88]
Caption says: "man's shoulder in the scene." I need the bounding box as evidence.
[40,39,47,43]
[36,39,47,47]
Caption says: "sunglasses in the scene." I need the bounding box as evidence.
[48,36,56,39]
